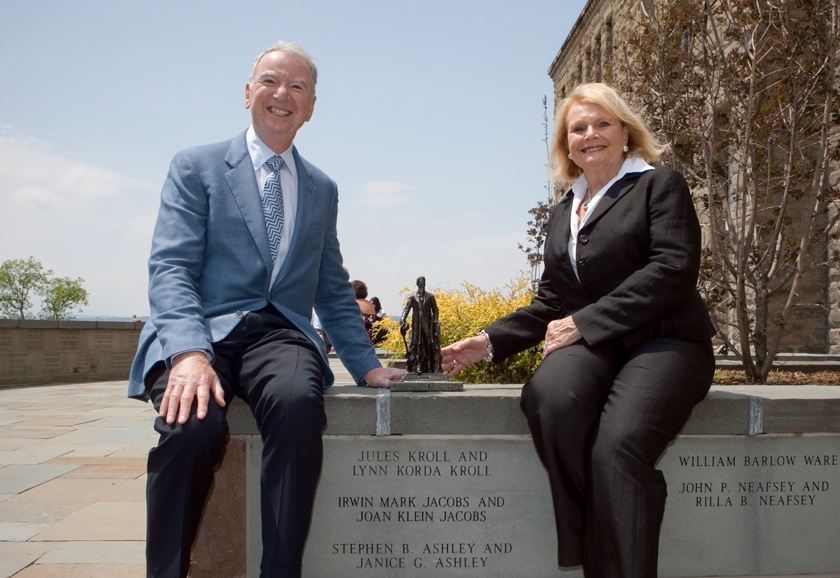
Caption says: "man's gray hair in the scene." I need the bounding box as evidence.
[249,40,318,92]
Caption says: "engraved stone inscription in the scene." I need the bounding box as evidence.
[659,435,840,576]
[21,331,46,351]
[58,331,82,351]
[301,434,840,577]
[668,445,837,509]
[304,437,560,577]
[4,353,35,377]
[68,352,98,375]
[89,331,118,350]
[41,352,64,375]
[100,351,135,373]
[0,331,14,350]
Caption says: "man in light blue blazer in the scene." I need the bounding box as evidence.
[129,41,405,578]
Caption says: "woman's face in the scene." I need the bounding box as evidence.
[566,102,629,179]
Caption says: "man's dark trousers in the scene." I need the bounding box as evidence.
[145,307,326,578]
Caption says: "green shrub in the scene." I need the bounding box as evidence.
[376,274,542,384]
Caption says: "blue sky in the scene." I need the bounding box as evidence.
[0,0,588,318]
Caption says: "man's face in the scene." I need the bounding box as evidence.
[245,51,316,153]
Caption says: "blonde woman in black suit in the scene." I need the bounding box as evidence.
[441,83,716,577]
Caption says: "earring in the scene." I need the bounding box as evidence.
[568,153,572,159]
[623,145,629,153]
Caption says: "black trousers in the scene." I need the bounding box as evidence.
[145,307,326,578]
[520,337,713,578]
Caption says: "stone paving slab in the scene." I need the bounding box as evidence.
[11,564,145,578]
[0,522,51,542]
[49,458,145,480]
[34,541,145,565]
[0,466,77,495]
[15,478,145,504]
[33,502,144,541]
[0,446,73,466]
[1,429,66,441]
[0,543,52,578]
[0,500,88,525]
[0,440,29,452]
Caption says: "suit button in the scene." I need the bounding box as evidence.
[235,311,244,318]
[579,234,589,245]
[579,257,588,266]
[584,282,593,291]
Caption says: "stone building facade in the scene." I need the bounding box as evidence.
[547,0,840,354]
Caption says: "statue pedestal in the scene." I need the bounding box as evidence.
[392,372,463,392]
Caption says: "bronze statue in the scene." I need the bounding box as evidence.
[399,276,441,374]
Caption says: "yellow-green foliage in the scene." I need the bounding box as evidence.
[376,274,543,384]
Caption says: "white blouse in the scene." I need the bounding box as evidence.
[568,156,654,281]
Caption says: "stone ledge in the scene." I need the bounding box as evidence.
[0,319,144,330]
[227,384,840,437]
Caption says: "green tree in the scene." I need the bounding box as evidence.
[0,257,50,320]
[624,0,839,382]
[39,276,90,320]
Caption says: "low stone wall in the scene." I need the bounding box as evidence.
[192,383,840,578]
[0,320,143,387]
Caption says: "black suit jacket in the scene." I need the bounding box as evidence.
[487,166,716,360]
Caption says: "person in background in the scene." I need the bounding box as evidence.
[441,82,715,577]
[370,296,386,320]
[351,280,377,344]
[369,296,389,344]
[128,41,405,578]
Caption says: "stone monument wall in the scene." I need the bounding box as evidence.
[191,383,840,577]
[0,319,143,388]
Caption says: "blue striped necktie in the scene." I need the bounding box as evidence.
[262,155,285,262]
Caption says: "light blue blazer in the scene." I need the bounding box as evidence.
[128,131,380,400]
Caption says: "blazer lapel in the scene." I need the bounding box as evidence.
[581,172,643,230]
[224,135,274,279]
[548,191,578,281]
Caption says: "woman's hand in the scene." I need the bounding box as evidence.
[543,317,582,357]
[440,336,488,377]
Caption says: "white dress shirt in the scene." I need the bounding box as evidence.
[247,126,298,274]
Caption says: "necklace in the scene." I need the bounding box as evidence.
[582,189,593,210]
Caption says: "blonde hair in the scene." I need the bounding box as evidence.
[551,83,665,182]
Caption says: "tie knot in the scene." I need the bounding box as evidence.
[265,155,284,173]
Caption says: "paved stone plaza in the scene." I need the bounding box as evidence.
[0,381,154,577]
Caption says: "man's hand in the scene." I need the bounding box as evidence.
[363,367,407,388]
[159,351,226,425]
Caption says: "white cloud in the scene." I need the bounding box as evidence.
[10,186,61,209]
[0,128,161,317]
[0,132,157,211]
[354,180,415,207]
